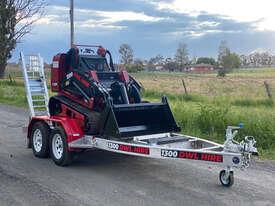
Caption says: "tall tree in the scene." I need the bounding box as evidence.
[164,61,178,72]
[119,43,134,65]
[126,58,144,73]
[217,41,241,77]
[222,53,241,69]
[148,54,164,65]
[175,42,189,69]
[0,0,45,78]
[218,40,230,64]
[196,57,216,66]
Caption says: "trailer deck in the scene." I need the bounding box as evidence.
[69,132,249,169]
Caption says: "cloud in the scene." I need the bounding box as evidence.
[33,5,165,30]
[94,10,164,23]
[155,0,275,31]
[34,15,63,25]
[32,2,260,37]
[13,0,275,62]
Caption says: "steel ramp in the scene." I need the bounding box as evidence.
[20,52,49,117]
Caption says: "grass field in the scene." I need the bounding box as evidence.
[134,69,275,159]
[1,66,275,159]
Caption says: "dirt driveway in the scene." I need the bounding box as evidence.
[0,104,274,206]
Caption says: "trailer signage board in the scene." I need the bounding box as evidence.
[108,142,150,155]
[161,149,223,163]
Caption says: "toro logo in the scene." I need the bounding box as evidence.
[161,149,223,163]
[108,142,150,155]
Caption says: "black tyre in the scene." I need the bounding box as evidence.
[50,128,73,166]
[30,121,50,158]
[219,170,234,187]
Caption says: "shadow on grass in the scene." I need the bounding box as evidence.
[233,99,274,107]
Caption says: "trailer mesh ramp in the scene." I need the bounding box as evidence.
[20,52,49,117]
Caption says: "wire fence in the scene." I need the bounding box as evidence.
[4,65,275,101]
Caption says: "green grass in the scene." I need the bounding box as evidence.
[133,68,275,78]
[142,88,275,160]
[1,67,275,159]
[228,68,275,78]
[0,80,27,107]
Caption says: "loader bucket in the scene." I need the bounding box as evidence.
[103,97,181,139]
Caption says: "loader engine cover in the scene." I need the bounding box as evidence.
[51,54,67,92]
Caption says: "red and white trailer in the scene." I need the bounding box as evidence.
[20,49,257,187]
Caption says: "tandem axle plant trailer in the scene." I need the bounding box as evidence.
[20,47,257,187]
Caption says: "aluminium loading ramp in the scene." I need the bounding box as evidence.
[20,52,258,187]
[20,52,49,117]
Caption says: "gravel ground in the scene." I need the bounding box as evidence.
[0,104,274,206]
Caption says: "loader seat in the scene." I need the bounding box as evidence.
[66,47,79,72]
[95,71,131,104]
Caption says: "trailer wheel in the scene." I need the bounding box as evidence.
[30,122,50,158]
[50,128,72,166]
[219,170,234,187]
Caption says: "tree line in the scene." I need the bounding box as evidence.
[240,52,275,68]
[119,40,243,75]
[119,41,275,76]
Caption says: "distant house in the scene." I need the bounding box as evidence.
[188,64,214,73]
[155,65,164,71]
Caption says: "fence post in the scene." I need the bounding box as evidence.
[181,79,188,95]
[8,74,14,84]
[264,81,272,99]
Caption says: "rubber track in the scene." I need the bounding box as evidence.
[50,95,93,117]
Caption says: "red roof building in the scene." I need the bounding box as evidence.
[188,64,214,73]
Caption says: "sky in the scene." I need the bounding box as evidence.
[14,0,275,63]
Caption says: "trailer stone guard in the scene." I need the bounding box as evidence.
[20,46,257,188]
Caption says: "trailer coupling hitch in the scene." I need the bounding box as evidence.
[223,124,258,156]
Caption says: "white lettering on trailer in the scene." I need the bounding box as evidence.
[161,149,178,158]
[52,61,59,68]
[108,142,119,150]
